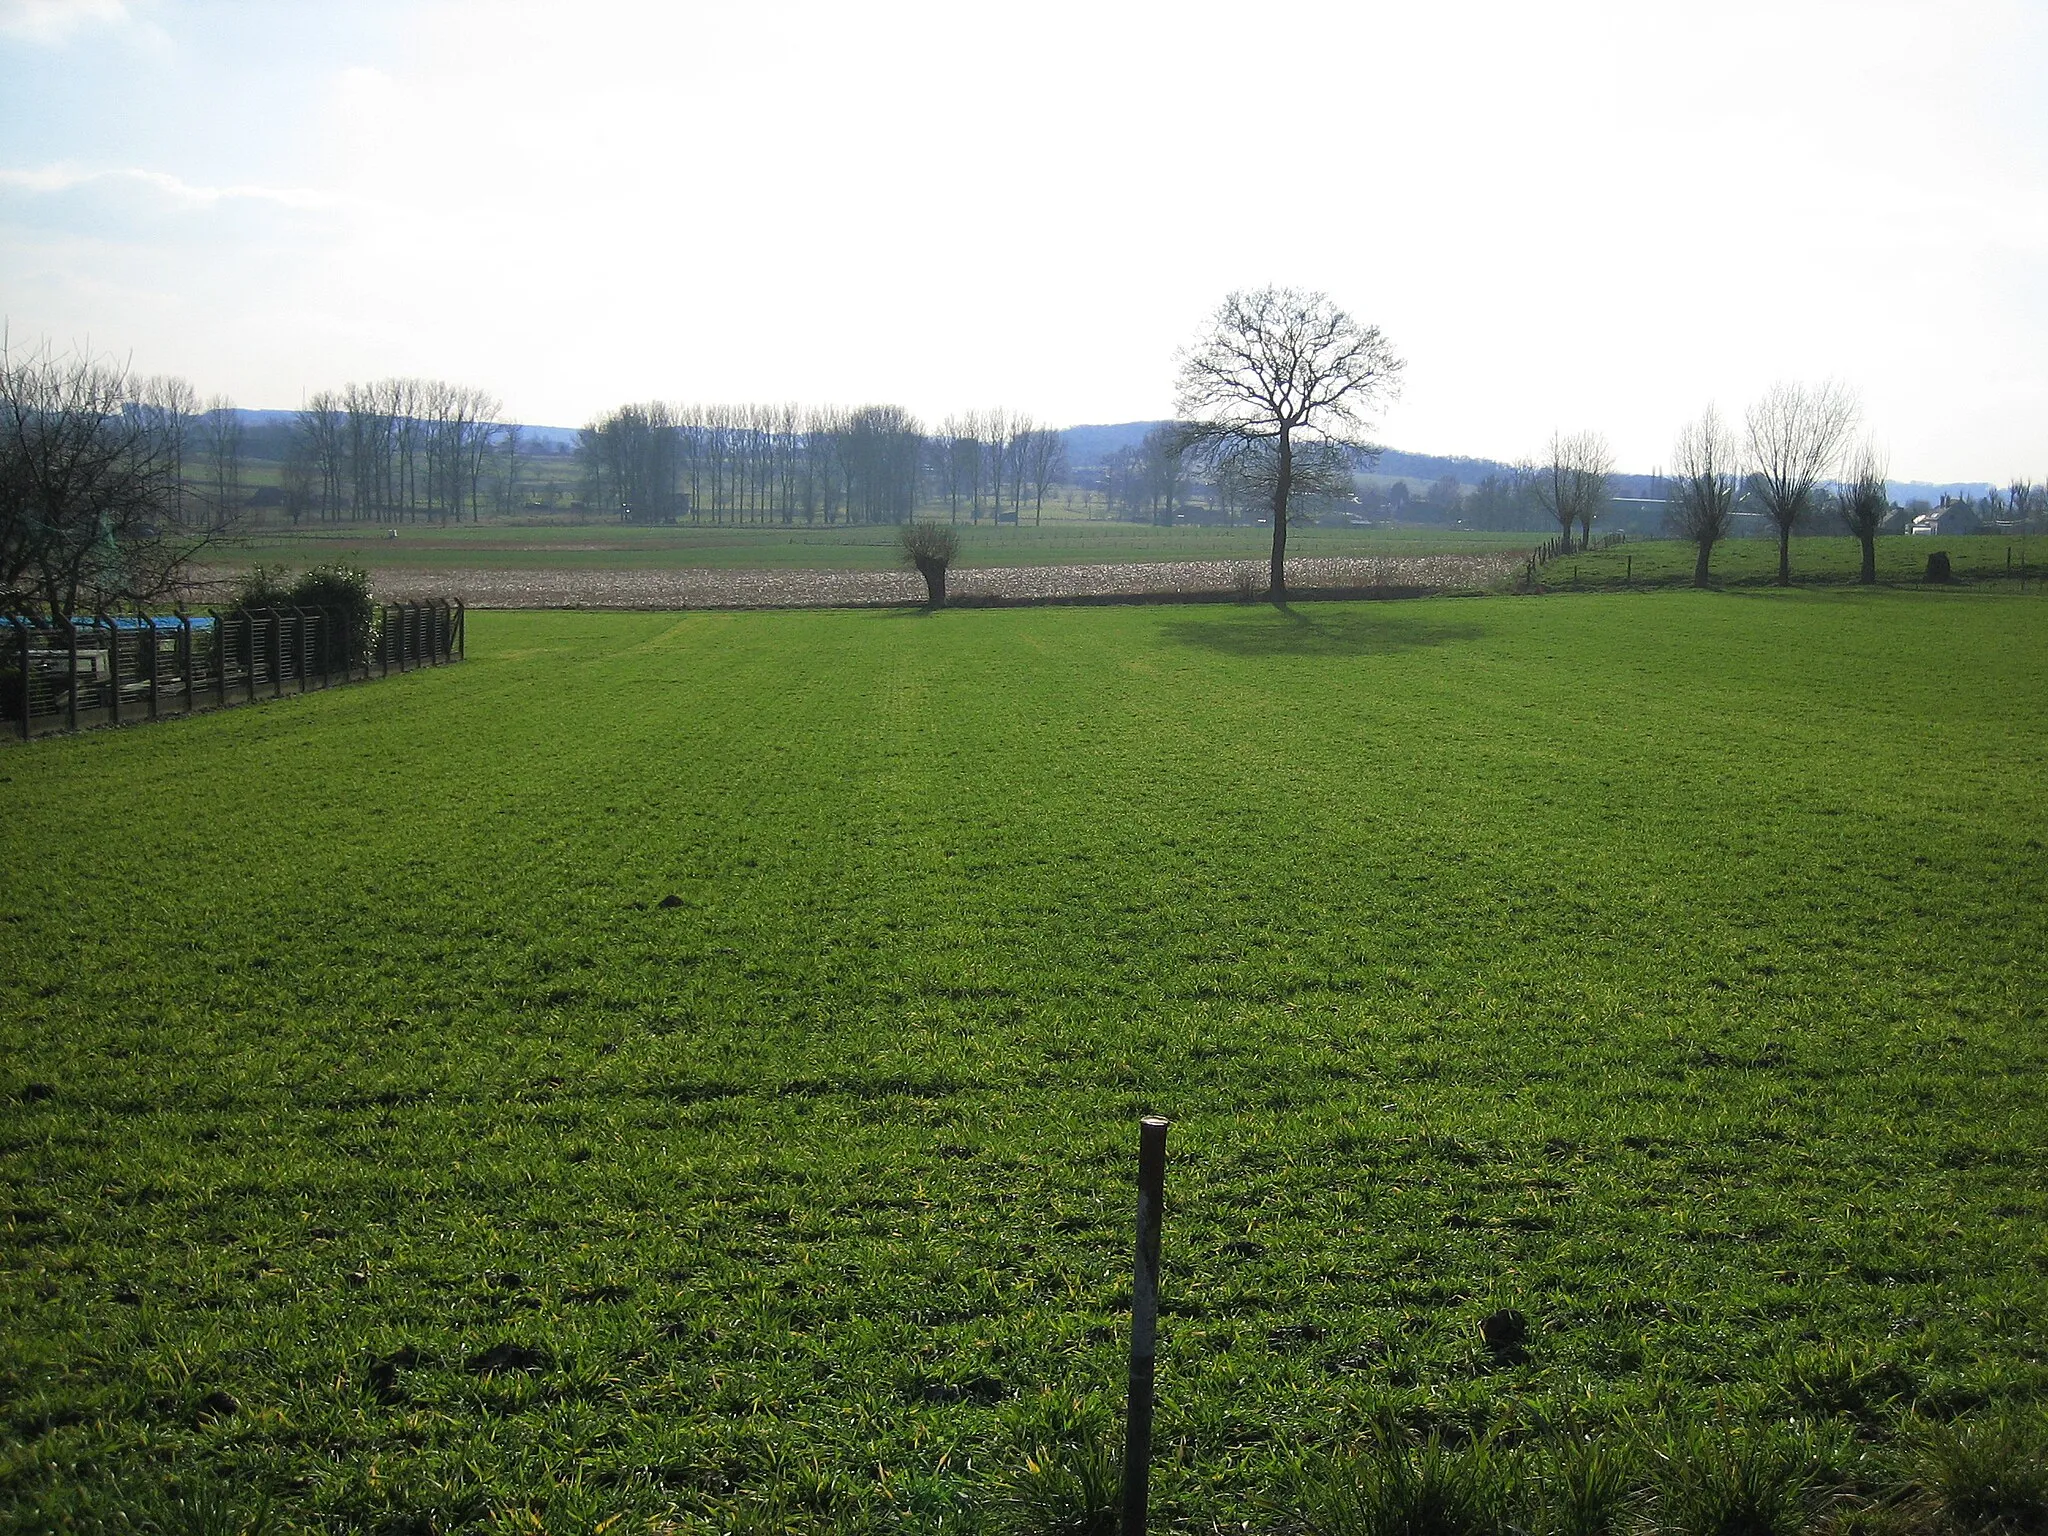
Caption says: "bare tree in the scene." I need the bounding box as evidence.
[0,340,215,622]
[293,392,346,521]
[136,374,196,523]
[195,396,244,530]
[1667,407,1739,587]
[899,521,960,607]
[495,422,524,517]
[1195,434,1356,545]
[1140,425,1190,524]
[1745,380,1858,586]
[1024,428,1067,525]
[1533,430,1612,554]
[1176,286,1402,597]
[1834,439,1891,585]
[978,408,1009,524]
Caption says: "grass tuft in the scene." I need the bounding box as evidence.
[1920,1413,2048,1535]
[1653,1429,1814,1536]
[1533,1439,1639,1536]
[1301,1433,1517,1536]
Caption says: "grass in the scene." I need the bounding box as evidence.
[3,589,2046,1532]
[216,518,1537,574]
[1548,533,2041,589]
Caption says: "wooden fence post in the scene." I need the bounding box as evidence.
[64,619,79,732]
[11,617,28,740]
[179,611,194,715]
[381,605,391,679]
[213,611,228,709]
[103,614,122,727]
[1121,1115,1171,1536]
[145,612,160,720]
[455,598,465,660]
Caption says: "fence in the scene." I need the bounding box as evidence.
[4,600,463,742]
[1524,529,1626,586]
[1530,529,1627,566]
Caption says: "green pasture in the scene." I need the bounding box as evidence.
[3,591,2046,1533]
[219,519,1536,574]
[1554,533,2038,589]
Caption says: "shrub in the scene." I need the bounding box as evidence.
[1232,564,1265,603]
[227,563,376,670]
[289,565,376,669]
[229,565,297,614]
[899,522,962,608]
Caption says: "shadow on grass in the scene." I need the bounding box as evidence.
[1158,603,1488,657]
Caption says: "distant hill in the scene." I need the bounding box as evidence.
[1058,421,1174,465]
[1053,422,1995,504]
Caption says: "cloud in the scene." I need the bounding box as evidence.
[0,165,337,210]
[0,0,135,43]
[0,165,348,252]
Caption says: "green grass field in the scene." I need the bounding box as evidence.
[4,591,2047,1533]
[1553,533,2038,589]
[219,519,1537,574]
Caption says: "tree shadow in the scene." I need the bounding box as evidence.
[1156,603,1488,657]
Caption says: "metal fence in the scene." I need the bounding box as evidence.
[4,599,464,741]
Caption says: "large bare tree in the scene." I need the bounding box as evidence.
[1023,427,1066,526]
[1666,407,1739,587]
[1745,380,1858,586]
[1837,439,1890,585]
[1533,430,1612,555]
[1175,287,1402,598]
[0,341,215,622]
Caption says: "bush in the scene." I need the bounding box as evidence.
[229,565,297,614]
[290,565,377,670]
[899,522,962,607]
[228,563,375,670]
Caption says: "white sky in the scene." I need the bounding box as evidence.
[2,0,2044,480]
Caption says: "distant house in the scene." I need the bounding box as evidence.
[1909,502,1979,537]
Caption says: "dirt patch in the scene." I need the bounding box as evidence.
[187,553,1518,610]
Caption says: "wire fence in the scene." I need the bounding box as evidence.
[1523,530,1627,586]
[4,600,463,742]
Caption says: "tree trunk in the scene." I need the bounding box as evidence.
[1694,539,1714,588]
[1269,435,1292,599]
[1859,532,1876,584]
[1777,526,1792,586]
[1557,521,1574,555]
[916,558,947,608]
